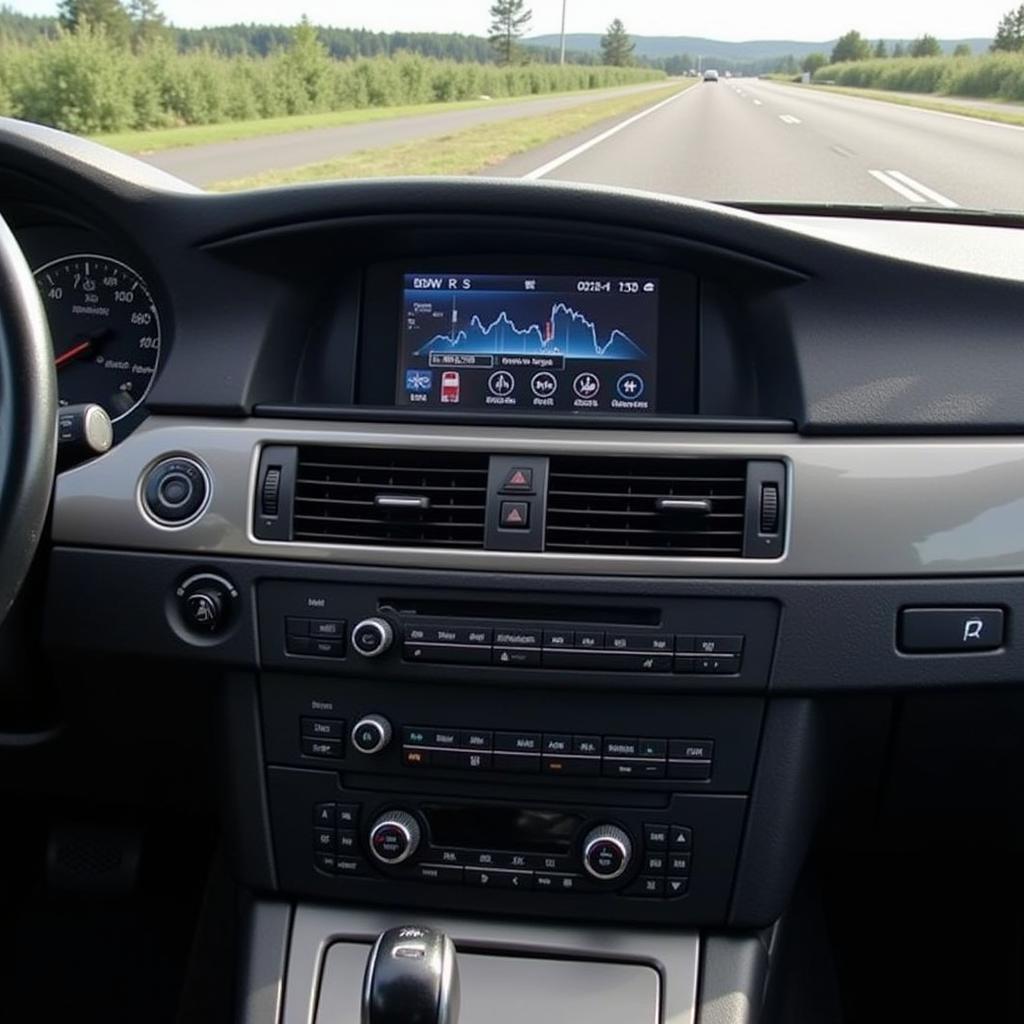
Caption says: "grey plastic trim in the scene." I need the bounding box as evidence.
[282,903,699,1024]
[237,900,291,1024]
[50,415,1024,577]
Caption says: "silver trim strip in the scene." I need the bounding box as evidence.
[285,903,696,1024]
[51,415,1024,577]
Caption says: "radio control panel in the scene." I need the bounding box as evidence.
[257,581,779,692]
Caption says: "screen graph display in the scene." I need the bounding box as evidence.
[395,273,659,413]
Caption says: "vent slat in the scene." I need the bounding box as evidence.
[545,455,748,557]
[292,446,488,548]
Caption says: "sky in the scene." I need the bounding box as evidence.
[7,0,1012,40]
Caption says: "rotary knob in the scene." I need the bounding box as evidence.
[352,618,394,658]
[352,714,393,755]
[368,810,421,866]
[582,825,633,881]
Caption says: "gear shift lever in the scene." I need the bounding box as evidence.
[362,926,460,1024]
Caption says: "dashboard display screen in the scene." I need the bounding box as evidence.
[396,272,659,413]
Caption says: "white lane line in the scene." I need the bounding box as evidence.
[753,99,763,106]
[778,114,802,124]
[885,170,960,208]
[522,87,695,180]
[869,169,927,202]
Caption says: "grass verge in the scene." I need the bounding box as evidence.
[90,83,674,155]
[801,84,1024,128]
[208,82,692,192]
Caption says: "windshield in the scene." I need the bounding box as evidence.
[2,1,1022,214]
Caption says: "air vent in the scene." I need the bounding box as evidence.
[545,455,748,557]
[293,447,489,548]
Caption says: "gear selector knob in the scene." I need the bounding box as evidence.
[362,925,460,1024]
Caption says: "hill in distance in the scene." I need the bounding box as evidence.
[528,33,993,62]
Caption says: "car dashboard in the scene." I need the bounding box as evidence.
[3,116,1024,1024]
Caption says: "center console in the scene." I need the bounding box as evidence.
[255,581,777,925]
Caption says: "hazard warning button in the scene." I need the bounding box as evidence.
[500,467,534,494]
[499,501,530,529]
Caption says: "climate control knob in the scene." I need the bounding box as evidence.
[352,714,393,755]
[352,618,394,658]
[368,810,421,866]
[582,825,633,881]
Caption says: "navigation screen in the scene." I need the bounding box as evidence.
[395,272,659,413]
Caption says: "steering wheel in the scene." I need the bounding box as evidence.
[0,214,56,625]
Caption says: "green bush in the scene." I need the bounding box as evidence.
[0,28,666,133]
[813,53,1024,101]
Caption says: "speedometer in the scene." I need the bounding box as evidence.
[33,254,162,422]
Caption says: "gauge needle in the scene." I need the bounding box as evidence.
[54,329,112,370]
[55,339,93,369]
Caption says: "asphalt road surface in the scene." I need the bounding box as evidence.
[140,80,676,186]
[491,79,1024,210]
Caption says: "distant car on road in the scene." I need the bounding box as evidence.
[703,69,720,82]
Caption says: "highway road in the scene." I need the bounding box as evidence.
[139,80,676,186]
[492,79,1024,210]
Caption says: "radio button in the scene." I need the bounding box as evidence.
[313,828,336,853]
[493,647,541,667]
[669,739,715,761]
[314,803,336,828]
[286,617,310,636]
[302,738,343,759]
[606,632,674,653]
[575,631,605,649]
[668,853,691,874]
[542,734,571,754]
[669,826,693,851]
[693,634,744,655]
[495,731,542,753]
[638,738,667,757]
[337,805,359,827]
[310,619,345,639]
[667,877,689,897]
[573,735,601,756]
[334,857,369,876]
[501,853,537,870]
[543,755,600,776]
[492,752,540,773]
[403,643,491,665]
[459,729,493,749]
[533,873,587,894]
[465,867,532,890]
[643,824,669,849]
[645,853,667,872]
[336,830,358,853]
[453,750,492,771]
[436,849,464,865]
[415,863,464,884]
[314,852,338,875]
[302,718,344,740]
[428,728,460,747]
[543,629,574,648]
[626,876,665,898]
[493,628,542,648]
[402,748,430,767]
[604,759,666,779]
[603,737,640,757]
[402,726,429,745]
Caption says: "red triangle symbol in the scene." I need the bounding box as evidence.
[507,507,523,523]
[509,470,527,485]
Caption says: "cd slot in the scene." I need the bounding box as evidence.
[379,597,659,627]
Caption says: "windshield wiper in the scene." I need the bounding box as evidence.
[721,200,1024,228]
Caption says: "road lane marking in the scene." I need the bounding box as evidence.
[831,144,855,157]
[778,114,802,124]
[869,169,927,202]
[885,170,959,208]
[753,99,763,106]
[522,87,696,180]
